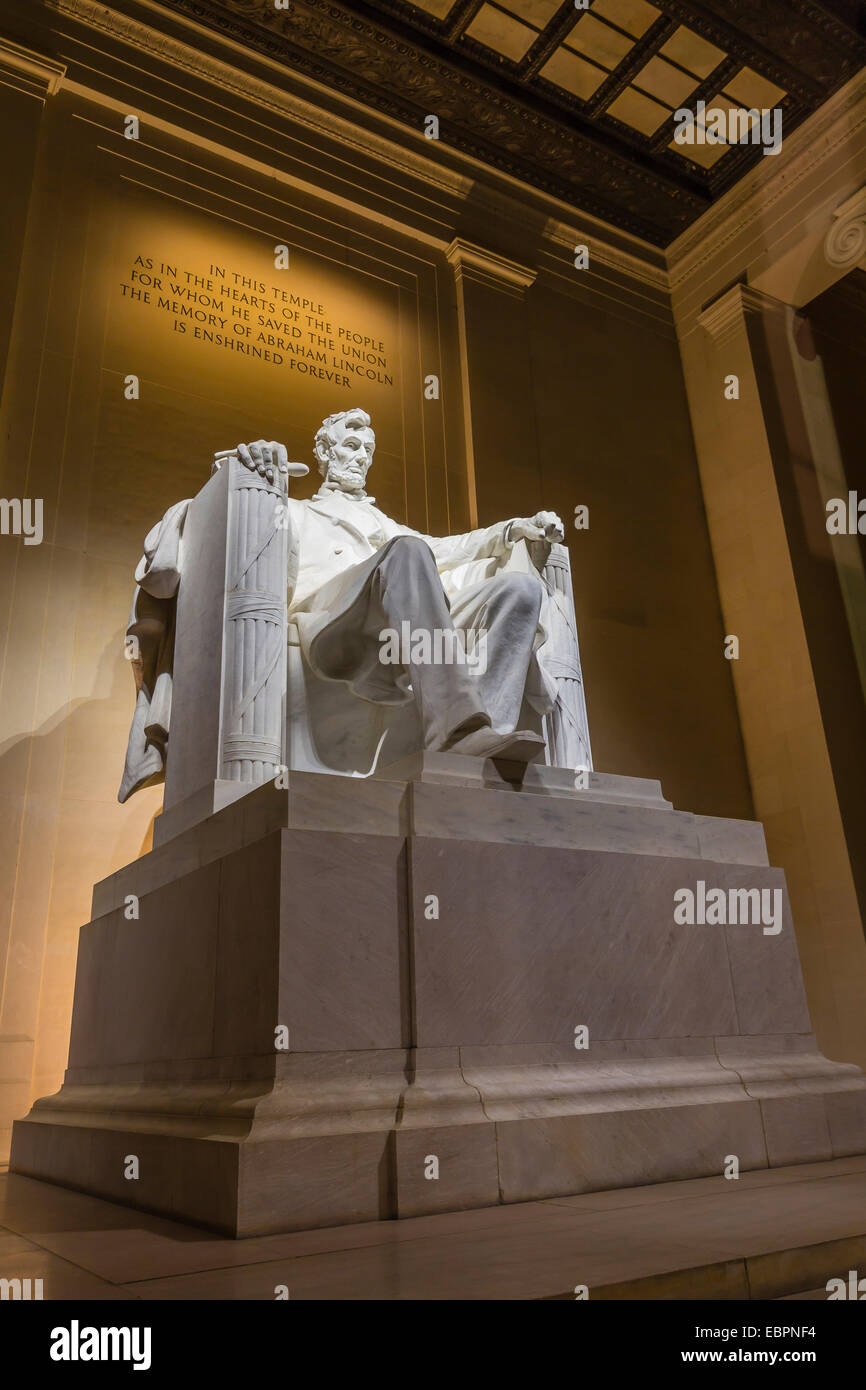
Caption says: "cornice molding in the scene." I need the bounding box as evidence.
[543,220,669,293]
[446,239,536,295]
[667,66,866,292]
[824,185,866,269]
[0,36,66,99]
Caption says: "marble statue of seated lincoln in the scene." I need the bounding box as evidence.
[119,407,566,802]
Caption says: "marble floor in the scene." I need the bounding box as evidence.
[0,1156,864,1300]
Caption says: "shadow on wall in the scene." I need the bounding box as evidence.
[0,633,161,1156]
[0,631,159,866]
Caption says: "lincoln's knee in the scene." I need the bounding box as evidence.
[497,571,543,618]
[379,534,437,574]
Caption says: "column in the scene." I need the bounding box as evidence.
[693,282,866,1067]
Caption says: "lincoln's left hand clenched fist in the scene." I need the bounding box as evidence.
[508,511,565,544]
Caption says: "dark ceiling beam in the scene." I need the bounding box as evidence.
[521,0,585,80]
[443,0,485,42]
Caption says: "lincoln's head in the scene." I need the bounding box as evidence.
[314,409,375,494]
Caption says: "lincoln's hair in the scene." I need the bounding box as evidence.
[314,409,374,475]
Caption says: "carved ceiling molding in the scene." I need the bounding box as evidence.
[542,220,669,293]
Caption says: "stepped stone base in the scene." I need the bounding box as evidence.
[3,1156,865,1299]
[11,765,866,1236]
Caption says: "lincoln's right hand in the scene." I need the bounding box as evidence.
[236,439,288,485]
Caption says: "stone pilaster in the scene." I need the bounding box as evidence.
[693,283,866,1065]
[445,238,539,527]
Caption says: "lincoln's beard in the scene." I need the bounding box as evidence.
[325,457,371,493]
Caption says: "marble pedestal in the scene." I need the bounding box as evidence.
[11,766,866,1236]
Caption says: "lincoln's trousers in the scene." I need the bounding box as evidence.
[307,535,543,749]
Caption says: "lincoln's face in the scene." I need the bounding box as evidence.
[323,415,376,493]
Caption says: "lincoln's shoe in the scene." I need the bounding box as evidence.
[440,726,546,762]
